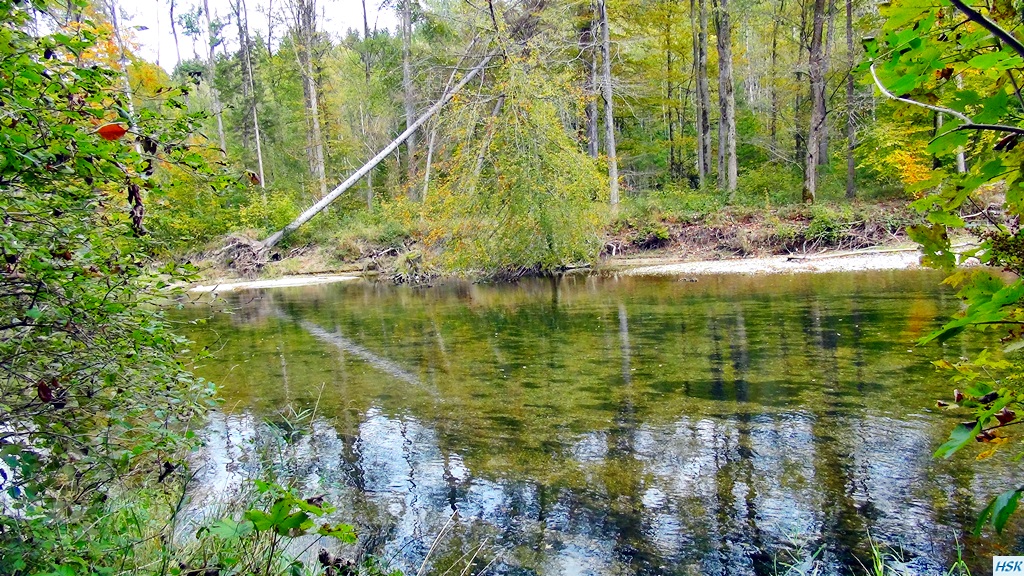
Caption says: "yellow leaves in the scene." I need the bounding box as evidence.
[890,149,933,187]
[976,436,1010,460]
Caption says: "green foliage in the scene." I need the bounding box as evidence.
[431,60,605,275]
[806,205,857,244]
[871,0,1024,534]
[733,164,804,207]
[191,481,356,576]
[239,190,303,234]
[0,2,239,573]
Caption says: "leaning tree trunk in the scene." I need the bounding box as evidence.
[261,54,496,249]
[599,0,619,207]
[803,0,827,204]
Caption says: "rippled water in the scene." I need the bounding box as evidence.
[172,269,1022,575]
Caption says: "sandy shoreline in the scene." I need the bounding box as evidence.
[190,247,925,292]
[189,274,360,293]
[620,247,922,276]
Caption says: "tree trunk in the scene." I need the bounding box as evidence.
[845,0,855,198]
[713,0,737,194]
[169,0,182,65]
[599,0,619,206]
[202,0,228,156]
[287,0,328,198]
[262,54,496,249]
[695,0,712,184]
[665,15,677,177]
[265,0,275,57]
[803,0,827,203]
[769,0,784,157]
[582,8,599,158]
[422,126,436,203]
[361,0,372,81]
[473,94,507,184]
[239,0,265,190]
[403,0,418,189]
[818,0,836,166]
[794,0,810,164]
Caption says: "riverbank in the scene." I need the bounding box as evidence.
[189,245,928,292]
[187,200,944,290]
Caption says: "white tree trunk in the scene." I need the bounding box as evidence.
[262,54,496,248]
[599,0,619,207]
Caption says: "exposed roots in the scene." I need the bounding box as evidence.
[212,235,267,279]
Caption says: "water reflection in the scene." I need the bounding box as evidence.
[175,270,1021,575]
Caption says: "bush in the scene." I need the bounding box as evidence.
[0,3,219,573]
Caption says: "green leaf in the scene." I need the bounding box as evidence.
[207,518,254,540]
[976,489,1023,535]
[908,224,955,271]
[967,51,1024,70]
[934,422,979,459]
[926,211,965,227]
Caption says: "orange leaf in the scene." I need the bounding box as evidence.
[96,123,128,141]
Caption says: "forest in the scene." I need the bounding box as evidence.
[96,0,943,275]
[4,0,1024,574]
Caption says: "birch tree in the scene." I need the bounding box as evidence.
[599,0,619,206]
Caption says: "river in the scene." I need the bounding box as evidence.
[172,269,1022,575]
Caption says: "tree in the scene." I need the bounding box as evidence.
[599,0,620,207]
[202,0,228,155]
[870,0,1024,533]
[802,0,826,203]
[285,0,328,198]
[402,0,418,189]
[232,0,266,189]
[713,0,737,194]
[844,0,855,198]
[692,0,712,186]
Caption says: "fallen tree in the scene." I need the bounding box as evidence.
[259,52,496,250]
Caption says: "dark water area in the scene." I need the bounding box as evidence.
[172,269,1024,575]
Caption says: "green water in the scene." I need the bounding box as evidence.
[174,269,1022,575]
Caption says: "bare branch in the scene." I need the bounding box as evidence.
[870,62,1024,136]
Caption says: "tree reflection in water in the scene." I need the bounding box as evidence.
[176,270,1020,575]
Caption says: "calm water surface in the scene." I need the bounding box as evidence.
[173,269,1023,575]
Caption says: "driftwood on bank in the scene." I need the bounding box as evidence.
[258,53,496,250]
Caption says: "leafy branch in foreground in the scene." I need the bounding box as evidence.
[0,0,237,573]
[869,0,1024,534]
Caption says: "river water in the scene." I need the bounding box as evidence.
[172,269,1022,575]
